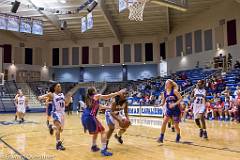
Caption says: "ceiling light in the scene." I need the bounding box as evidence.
[87,0,98,12]
[60,0,66,4]
[11,0,21,13]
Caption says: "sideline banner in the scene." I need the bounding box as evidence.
[128,106,163,117]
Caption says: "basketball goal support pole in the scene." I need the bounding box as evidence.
[151,0,188,12]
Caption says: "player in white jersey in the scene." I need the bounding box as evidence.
[14,89,22,121]
[15,90,28,123]
[191,80,208,139]
[105,92,130,149]
[38,83,71,150]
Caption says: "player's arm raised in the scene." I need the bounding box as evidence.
[159,92,166,107]
[38,92,53,101]
[14,94,19,106]
[190,89,195,101]
[94,89,126,101]
[99,104,111,110]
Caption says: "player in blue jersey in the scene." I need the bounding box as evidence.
[81,87,126,156]
[157,79,182,143]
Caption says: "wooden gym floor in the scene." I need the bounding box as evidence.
[0,113,239,160]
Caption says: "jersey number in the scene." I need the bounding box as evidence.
[196,98,203,104]
[59,102,64,108]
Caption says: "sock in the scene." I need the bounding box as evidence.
[52,125,57,130]
[117,129,125,137]
[106,140,109,145]
[101,143,107,151]
[117,132,121,137]
[92,139,97,147]
[160,133,164,137]
[211,111,214,118]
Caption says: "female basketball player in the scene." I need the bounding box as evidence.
[15,90,28,123]
[38,83,71,150]
[14,89,21,121]
[157,79,182,143]
[191,80,208,139]
[81,87,126,156]
[105,92,130,149]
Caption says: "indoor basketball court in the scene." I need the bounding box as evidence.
[0,0,240,160]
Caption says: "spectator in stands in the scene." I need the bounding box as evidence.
[234,60,240,69]
[218,54,224,68]
[206,101,214,120]
[227,53,232,69]
[181,100,192,121]
[0,87,5,96]
[210,79,218,93]
[229,91,240,122]
[180,73,187,80]
[67,96,73,115]
[213,93,224,120]
[195,61,200,68]
[221,86,231,96]
[233,86,240,97]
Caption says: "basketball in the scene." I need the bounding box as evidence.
[120,118,131,128]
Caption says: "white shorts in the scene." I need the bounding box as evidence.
[105,110,126,129]
[52,112,65,128]
[17,106,26,113]
[193,104,206,119]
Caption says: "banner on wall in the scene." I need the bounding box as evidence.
[87,12,93,30]
[119,0,128,12]
[81,17,87,32]
[128,106,163,117]
[159,60,167,77]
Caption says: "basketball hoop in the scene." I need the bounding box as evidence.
[126,0,149,21]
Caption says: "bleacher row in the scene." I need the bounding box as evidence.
[0,68,239,112]
[125,68,220,105]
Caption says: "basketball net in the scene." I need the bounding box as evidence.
[126,0,149,21]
